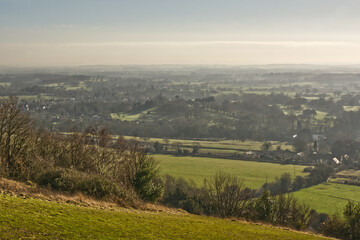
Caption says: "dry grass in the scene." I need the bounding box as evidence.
[0,177,184,215]
[0,178,117,209]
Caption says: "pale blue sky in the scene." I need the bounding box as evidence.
[1,0,360,66]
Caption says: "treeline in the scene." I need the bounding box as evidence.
[162,173,360,239]
[0,97,162,204]
[263,164,333,195]
[161,165,334,231]
[322,201,360,240]
[162,173,321,231]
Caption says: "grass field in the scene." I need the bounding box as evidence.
[336,169,360,178]
[154,155,307,188]
[329,169,360,184]
[343,105,360,112]
[293,182,360,215]
[0,95,57,100]
[314,111,328,120]
[281,106,329,121]
[111,112,143,121]
[243,89,298,97]
[111,108,156,121]
[165,145,245,155]
[0,194,330,240]
[124,135,293,152]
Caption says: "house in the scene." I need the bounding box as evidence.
[312,134,326,141]
[332,157,340,164]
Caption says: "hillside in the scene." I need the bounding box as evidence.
[0,192,333,240]
[293,182,360,215]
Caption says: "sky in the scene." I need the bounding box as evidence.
[1,0,360,66]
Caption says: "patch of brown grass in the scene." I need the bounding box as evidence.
[0,177,187,215]
[0,178,122,210]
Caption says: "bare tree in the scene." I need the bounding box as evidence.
[204,171,252,217]
[0,97,34,178]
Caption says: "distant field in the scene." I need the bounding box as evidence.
[336,169,360,178]
[111,112,143,121]
[293,182,360,215]
[0,194,330,240]
[124,136,293,152]
[313,111,328,120]
[243,89,297,97]
[343,105,360,112]
[330,169,360,184]
[281,106,329,121]
[0,95,57,100]
[111,108,156,121]
[154,155,307,188]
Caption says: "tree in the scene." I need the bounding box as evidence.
[271,194,311,230]
[262,141,272,151]
[122,143,163,202]
[192,143,201,154]
[163,138,169,146]
[343,201,360,240]
[0,97,34,178]
[253,190,273,222]
[291,176,306,191]
[204,171,251,217]
[322,201,360,240]
[322,214,348,239]
[293,139,307,153]
[279,173,292,193]
[153,141,163,153]
[302,109,317,118]
[313,140,318,152]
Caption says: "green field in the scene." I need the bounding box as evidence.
[111,108,156,121]
[0,194,330,240]
[154,155,307,188]
[293,182,360,215]
[111,112,143,121]
[343,105,360,112]
[0,95,57,100]
[281,106,329,121]
[314,111,328,120]
[336,169,360,178]
[124,136,293,152]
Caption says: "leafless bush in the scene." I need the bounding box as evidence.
[203,171,252,217]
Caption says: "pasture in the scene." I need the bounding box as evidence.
[293,182,360,215]
[124,135,293,152]
[154,154,307,188]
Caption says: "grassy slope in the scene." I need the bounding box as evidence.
[293,182,360,215]
[0,194,330,240]
[155,155,307,188]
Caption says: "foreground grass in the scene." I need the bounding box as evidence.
[0,194,330,240]
[155,155,307,188]
[293,182,360,215]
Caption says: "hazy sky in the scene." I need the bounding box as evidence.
[1,0,360,66]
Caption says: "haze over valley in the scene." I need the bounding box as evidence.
[1,1,360,239]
